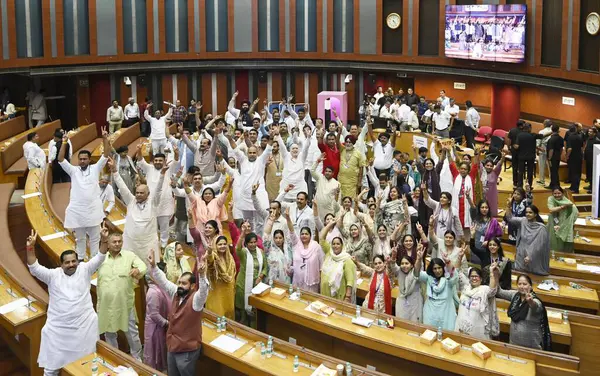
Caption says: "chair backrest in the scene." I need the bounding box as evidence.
[0,116,27,142]
[1,120,61,172]
[489,135,505,149]
[478,126,492,137]
[492,129,507,138]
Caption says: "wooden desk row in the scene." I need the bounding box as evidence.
[502,244,600,283]
[63,310,386,376]
[0,267,47,376]
[251,282,582,376]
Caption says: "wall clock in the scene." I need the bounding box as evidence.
[586,12,600,36]
[386,13,401,30]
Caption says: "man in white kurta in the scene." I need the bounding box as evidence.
[276,134,309,199]
[219,132,272,229]
[311,159,341,221]
[110,158,165,261]
[26,230,107,376]
[59,130,110,261]
[144,102,172,153]
[136,149,179,248]
[23,132,47,169]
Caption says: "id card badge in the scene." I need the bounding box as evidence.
[554,217,559,225]
[480,235,485,243]
[275,172,282,177]
[344,164,349,169]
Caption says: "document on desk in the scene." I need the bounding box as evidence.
[0,297,29,315]
[590,219,600,226]
[210,334,246,353]
[310,364,337,376]
[21,192,42,199]
[40,232,67,241]
[577,264,600,274]
[575,218,587,226]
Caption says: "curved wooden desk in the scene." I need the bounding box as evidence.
[251,282,580,376]
[61,341,166,376]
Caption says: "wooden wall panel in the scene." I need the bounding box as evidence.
[346,74,357,123]
[176,73,188,104]
[414,75,493,108]
[281,0,287,52]
[88,0,97,56]
[353,0,360,53]
[6,0,17,59]
[376,0,383,54]
[541,0,563,67]
[55,0,65,57]
[158,0,166,54]
[136,82,148,105]
[520,86,600,125]
[116,0,124,55]
[291,0,297,53]
[188,0,195,53]
[271,72,283,105]
[42,0,52,59]
[294,72,305,106]
[147,0,155,54]
[120,79,132,104]
[76,76,91,126]
[201,73,213,116]
[161,74,173,111]
[216,72,229,114]
[417,0,439,56]
[308,72,319,115]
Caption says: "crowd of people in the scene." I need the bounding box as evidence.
[23,87,599,376]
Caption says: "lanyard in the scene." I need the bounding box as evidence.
[295,207,306,224]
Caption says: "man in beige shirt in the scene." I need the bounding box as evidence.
[106,100,124,133]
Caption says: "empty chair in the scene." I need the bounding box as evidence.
[474,126,493,144]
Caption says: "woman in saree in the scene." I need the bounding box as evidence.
[481,238,512,291]
[428,216,468,276]
[547,187,579,253]
[455,245,499,340]
[479,151,506,216]
[353,255,393,315]
[263,209,294,284]
[163,241,192,284]
[504,201,550,276]
[414,249,458,331]
[319,220,357,303]
[495,272,552,351]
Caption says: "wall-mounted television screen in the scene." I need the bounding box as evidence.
[444,4,527,63]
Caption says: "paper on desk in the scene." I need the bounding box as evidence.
[91,278,98,286]
[537,282,559,291]
[40,232,67,241]
[21,192,42,199]
[311,364,337,376]
[590,219,600,226]
[540,214,549,221]
[575,218,587,226]
[210,334,245,353]
[115,366,139,375]
[251,282,270,295]
[0,298,28,315]
[112,219,126,226]
[356,278,364,285]
[351,317,374,328]
[577,264,600,274]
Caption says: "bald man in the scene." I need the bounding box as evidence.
[108,156,166,261]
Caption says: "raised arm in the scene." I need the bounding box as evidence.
[148,252,177,298]
[26,231,53,285]
[108,157,135,205]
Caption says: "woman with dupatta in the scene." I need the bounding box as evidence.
[547,187,579,253]
[235,226,268,328]
[337,212,372,266]
[466,195,503,267]
[163,241,192,284]
[353,255,393,315]
[143,264,170,372]
[415,250,458,330]
[389,246,424,322]
[378,187,411,237]
[504,202,550,276]
[394,223,428,270]
[455,245,500,340]
[495,273,552,351]
[320,220,357,303]
[263,209,294,284]
[205,235,236,319]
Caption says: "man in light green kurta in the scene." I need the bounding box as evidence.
[97,232,147,361]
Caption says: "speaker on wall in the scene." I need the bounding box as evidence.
[138,74,147,87]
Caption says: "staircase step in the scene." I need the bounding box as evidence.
[572,193,592,202]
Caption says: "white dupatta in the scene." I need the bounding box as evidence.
[244,248,264,313]
[451,173,473,228]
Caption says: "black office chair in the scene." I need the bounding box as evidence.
[486,135,505,164]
